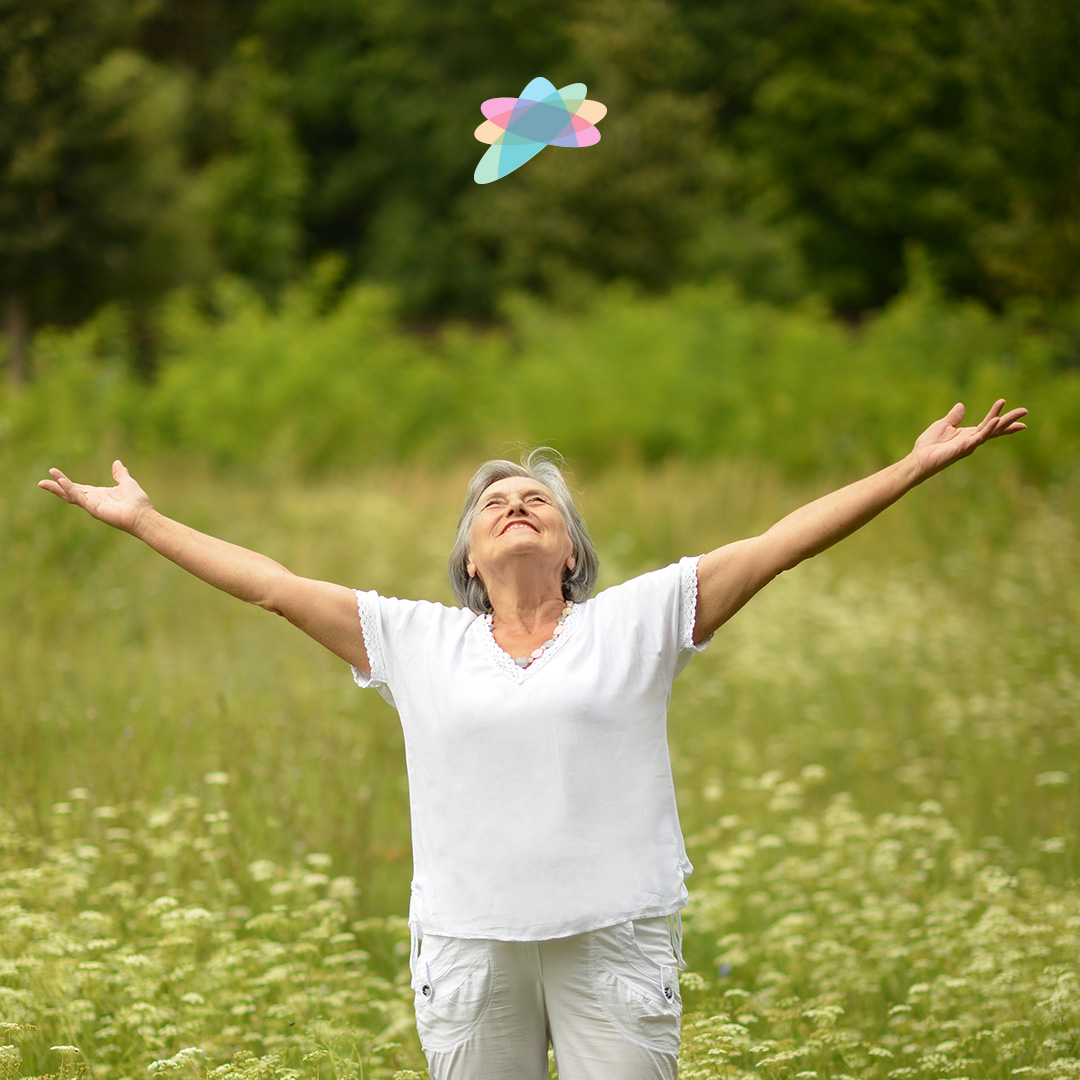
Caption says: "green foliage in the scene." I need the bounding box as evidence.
[714,0,994,308]
[457,0,724,308]
[192,40,308,293]
[0,0,208,333]
[966,0,1080,301]
[3,275,1076,480]
[7,0,1080,338]
[146,275,479,469]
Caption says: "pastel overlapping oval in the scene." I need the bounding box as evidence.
[474,77,607,184]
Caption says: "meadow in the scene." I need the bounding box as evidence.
[2,441,1078,1079]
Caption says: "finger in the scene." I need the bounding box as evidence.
[112,459,129,482]
[944,402,965,428]
[45,469,79,502]
[976,399,1006,432]
[987,404,1028,438]
[996,414,1028,437]
[39,468,92,505]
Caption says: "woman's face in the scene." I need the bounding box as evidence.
[466,475,574,584]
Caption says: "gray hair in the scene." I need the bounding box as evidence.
[448,449,599,614]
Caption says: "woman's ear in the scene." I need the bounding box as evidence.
[467,560,477,578]
[566,554,576,571]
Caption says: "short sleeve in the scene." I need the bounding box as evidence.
[350,590,394,704]
[675,555,711,675]
[592,556,711,682]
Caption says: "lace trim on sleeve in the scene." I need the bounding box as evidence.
[351,590,387,688]
[678,555,709,652]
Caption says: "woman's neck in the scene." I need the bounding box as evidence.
[485,575,566,633]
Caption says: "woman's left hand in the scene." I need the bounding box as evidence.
[911,399,1027,479]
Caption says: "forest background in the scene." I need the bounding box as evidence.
[3,1,1080,1079]
[2,0,1080,471]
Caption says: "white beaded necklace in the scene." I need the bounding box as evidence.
[485,600,574,668]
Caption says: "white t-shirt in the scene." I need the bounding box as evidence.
[351,555,709,941]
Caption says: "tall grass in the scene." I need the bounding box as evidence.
[3,447,1077,1077]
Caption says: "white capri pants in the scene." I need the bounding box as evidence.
[410,916,682,1080]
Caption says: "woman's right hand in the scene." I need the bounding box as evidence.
[38,460,153,535]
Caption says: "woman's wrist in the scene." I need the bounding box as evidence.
[129,504,160,541]
[901,448,935,487]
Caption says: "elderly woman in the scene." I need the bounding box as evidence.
[40,399,1026,1080]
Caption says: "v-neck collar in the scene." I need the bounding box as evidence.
[471,600,584,683]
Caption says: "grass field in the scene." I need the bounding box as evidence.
[2,451,1078,1079]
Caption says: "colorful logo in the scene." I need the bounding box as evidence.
[474,77,607,184]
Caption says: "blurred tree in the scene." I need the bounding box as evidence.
[254,0,575,314]
[255,0,764,315]
[0,0,208,380]
[458,0,728,307]
[697,0,999,311]
[967,0,1080,301]
[191,39,308,291]
[5,0,1078,364]
[140,0,261,74]
[685,0,1080,311]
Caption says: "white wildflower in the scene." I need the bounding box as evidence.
[1035,771,1070,786]
[248,859,279,881]
[1038,837,1066,853]
[150,1048,207,1074]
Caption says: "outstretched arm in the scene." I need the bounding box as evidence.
[693,400,1028,643]
[38,461,369,673]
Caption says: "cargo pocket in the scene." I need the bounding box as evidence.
[590,919,681,1055]
[411,935,495,1054]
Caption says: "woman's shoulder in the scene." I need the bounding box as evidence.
[591,556,700,607]
[359,590,473,620]
[587,556,706,657]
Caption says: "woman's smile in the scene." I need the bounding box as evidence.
[466,475,576,589]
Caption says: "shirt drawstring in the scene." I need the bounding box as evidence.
[409,921,421,979]
[410,922,435,998]
[653,911,685,1002]
[667,910,686,970]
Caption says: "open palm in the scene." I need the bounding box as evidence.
[38,460,152,534]
[912,400,1027,478]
